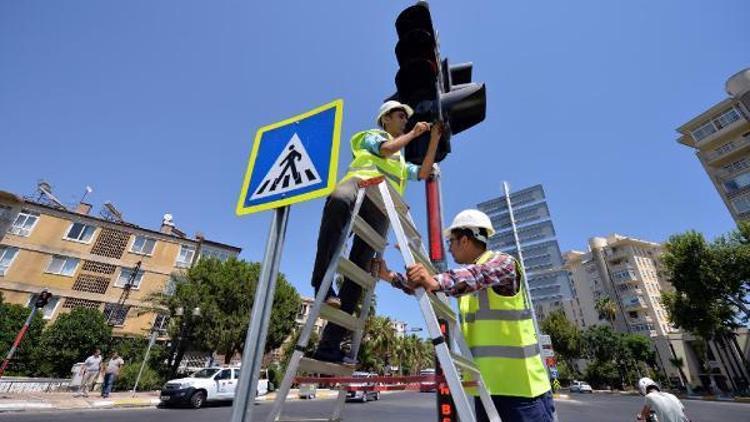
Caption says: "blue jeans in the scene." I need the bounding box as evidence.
[101,373,117,397]
[475,390,557,422]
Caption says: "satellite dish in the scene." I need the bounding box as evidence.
[163,213,174,225]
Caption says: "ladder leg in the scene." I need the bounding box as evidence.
[265,350,304,422]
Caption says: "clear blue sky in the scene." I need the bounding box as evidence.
[1,1,748,334]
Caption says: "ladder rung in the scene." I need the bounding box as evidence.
[450,351,481,375]
[298,357,355,377]
[410,244,437,274]
[337,258,376,290]
[365,183,409,218]
[352,215,387,252]
[427,292,457,324]
[319,304,362,332]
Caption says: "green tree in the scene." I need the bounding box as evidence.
[37,308,112,377]
[661,224,750,340]
[540,309,583,374]
[594,297,618,323]
[145,257,301,371]
[0,298,46,376]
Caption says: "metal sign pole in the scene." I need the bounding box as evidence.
[230,206,291,422]
[502,182,547,370]
[132,329,158,396]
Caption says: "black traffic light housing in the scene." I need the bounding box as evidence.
[34,289,53,309]
[390,2,486,165]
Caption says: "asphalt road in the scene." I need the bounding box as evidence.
[1,391,747,422]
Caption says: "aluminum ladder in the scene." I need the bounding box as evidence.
[266,177,500,422]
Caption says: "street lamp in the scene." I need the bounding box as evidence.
[169,306,201,376]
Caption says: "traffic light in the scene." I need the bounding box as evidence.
[34,289,53,309]
[391,2,486,164]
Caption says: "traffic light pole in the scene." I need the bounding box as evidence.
[0,306,39,379]
[425,165,457,422]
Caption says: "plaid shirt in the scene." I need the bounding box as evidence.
[391,251,519,297]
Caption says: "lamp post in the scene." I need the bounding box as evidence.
[169,306,201,377]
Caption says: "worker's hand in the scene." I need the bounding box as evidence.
[410,121,430,138]
[368,258,392,282]
[406,264,439,292]
[430,121,444,139]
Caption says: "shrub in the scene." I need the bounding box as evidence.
[115,363,163,392]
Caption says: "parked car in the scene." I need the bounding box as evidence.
[570,380,593,393]
[346,372,380,402]
[298,383,317,399]
[419,368,437,392]
[160,367,269,408]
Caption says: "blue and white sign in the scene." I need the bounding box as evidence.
[236,99,344,215]
[549,366,558,379]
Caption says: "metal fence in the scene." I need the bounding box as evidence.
[0,377,72,393]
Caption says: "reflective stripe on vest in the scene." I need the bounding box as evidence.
[341,129,408,195]
[458,250,550,398]
[470,344,539,359]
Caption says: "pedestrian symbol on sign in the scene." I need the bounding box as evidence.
[250,133,322,201]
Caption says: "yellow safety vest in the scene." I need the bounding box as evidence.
[459,250,551,398]
[340,129,408,195]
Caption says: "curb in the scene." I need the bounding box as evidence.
[0,397,160,413]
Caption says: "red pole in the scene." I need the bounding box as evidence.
[0,306,38,379]
[425,165,456,422]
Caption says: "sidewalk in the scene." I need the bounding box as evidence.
[0,388,347,413]
[0,390,161,413]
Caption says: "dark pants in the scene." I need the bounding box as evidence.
[101,373,117,397]
[475,390,557,422]
[311,178,388,352]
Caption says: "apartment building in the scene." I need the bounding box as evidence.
[676,68,750,222]
[477,184,573,319]
[563,234,750,393]
[0,186,240,336]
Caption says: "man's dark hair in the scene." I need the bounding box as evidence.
[450,227,488,248]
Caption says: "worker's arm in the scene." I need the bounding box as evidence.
[377,254,519,298]
[416,122,443,180]
[637,404,651,421]
[378,122,430,157]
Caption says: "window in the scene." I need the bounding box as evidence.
[130,235,157,255]
[46,255,79,276]
[215,369,232,380]
[9,210,39,237]
[103,303,130,326]
[691,121,717,142]
[732,194,750,214]
[0,247,19,276]
[27,294,60,319]
[114,268,145,289]
[723,171,750,193]
[715,141,736,156]
[152,314,170,331]
[64,222,96,243]
[715,107,742,129]
[175,245,195,268]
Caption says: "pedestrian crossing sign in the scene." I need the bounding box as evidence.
[236,99,344,215]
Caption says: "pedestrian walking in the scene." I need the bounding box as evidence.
[75,348,102,397]
[101,351,124,398]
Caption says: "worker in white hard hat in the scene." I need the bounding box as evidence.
[636,377,688,422]
[310,100,443,364]
[374,209,557,422]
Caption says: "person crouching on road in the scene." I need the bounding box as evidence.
[374,209,557,422]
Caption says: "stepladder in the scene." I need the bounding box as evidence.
[265,177,501,422]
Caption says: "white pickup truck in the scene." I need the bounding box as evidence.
[159,367,270,408]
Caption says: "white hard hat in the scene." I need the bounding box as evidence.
[376,100,414,127]
[443,209,495,243]
[637,377,658,395]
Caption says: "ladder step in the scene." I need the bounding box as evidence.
[427,292,457,324]
[352,215,387,252]
[319,304,362,332]
[298,357,356,377]
[450,351,481,375]
[337,258,377,290]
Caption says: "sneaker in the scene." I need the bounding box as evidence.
[325,296,342,309]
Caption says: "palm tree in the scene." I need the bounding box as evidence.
[595,297,618,324]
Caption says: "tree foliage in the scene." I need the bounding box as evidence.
[0,296,46,375]
[37,308,112,377]
[661,223,750,340]
[594,297,618,323]
[540,309,582,374]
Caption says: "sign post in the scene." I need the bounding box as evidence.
[231,100,343,422]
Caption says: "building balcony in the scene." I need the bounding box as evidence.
[695,111,748,149]
[702,133,750,164]
[622,296,648,311]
